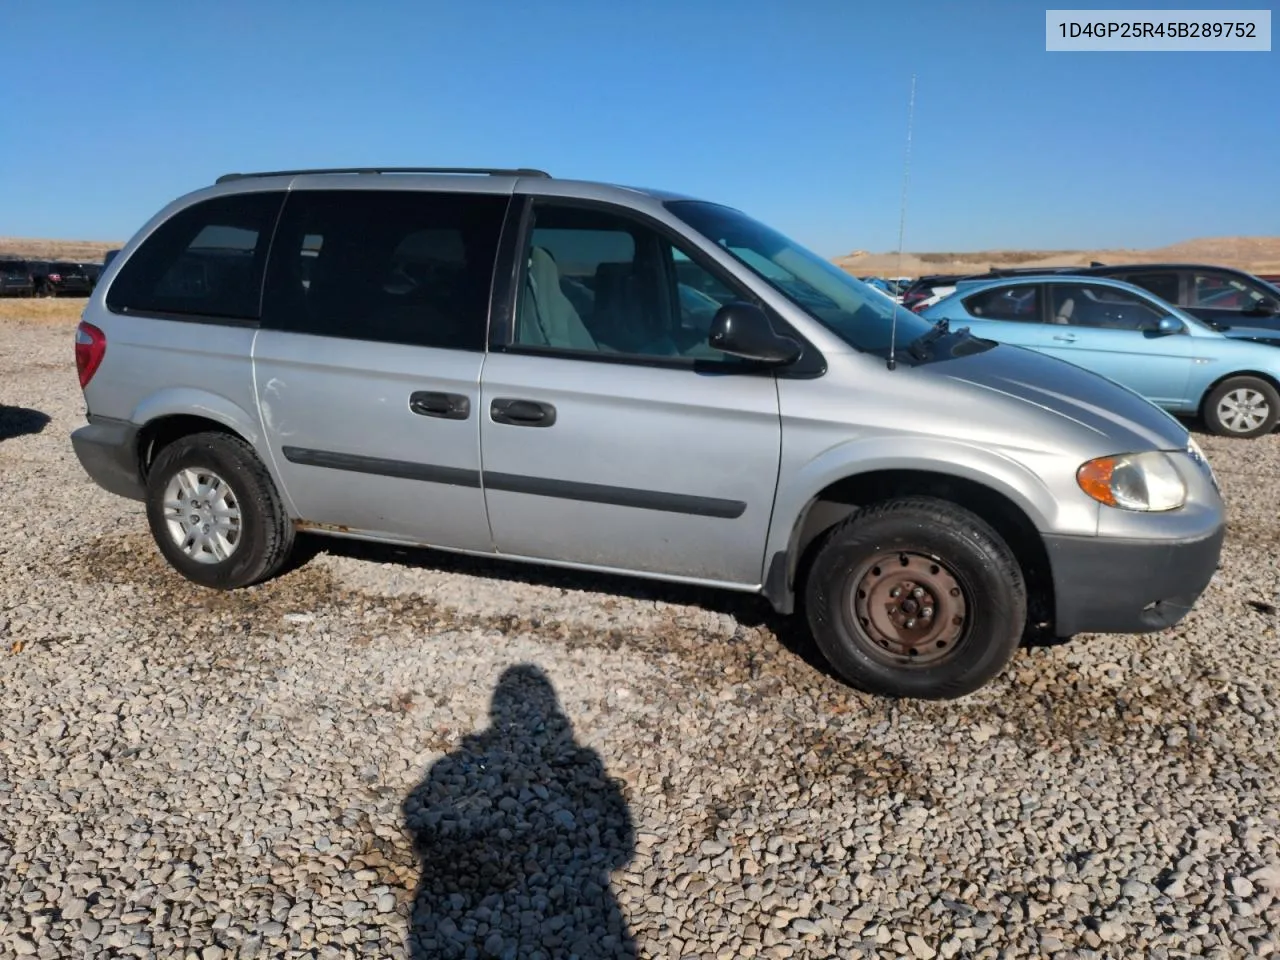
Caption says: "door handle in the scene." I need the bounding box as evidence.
[409,391,470,420]
[1052,334,1077,342]
[490,397,557,427]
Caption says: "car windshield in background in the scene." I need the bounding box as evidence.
[52,262,82,274]
[0,261,27,274]
[665,200,935,355]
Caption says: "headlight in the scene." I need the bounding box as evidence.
[1186,436,1219,490]
[1077,451,1187,512]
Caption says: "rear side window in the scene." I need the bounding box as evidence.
[261,189,508,351]
[1112,271,1179,305]
[961,284,1041,321]
[106,192,284,321]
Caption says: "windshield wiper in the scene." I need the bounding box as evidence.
[907,317,951,360]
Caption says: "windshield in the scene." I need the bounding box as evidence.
[665,200,935,354]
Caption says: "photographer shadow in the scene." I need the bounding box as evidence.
[403,664,638,959]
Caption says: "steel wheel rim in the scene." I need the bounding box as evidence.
[162,467,242,564]
[848,551,969,666]
[1218,388,1270,433]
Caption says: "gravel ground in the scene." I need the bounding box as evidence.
[1,314,1278,960]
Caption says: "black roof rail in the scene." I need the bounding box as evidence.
[214,166,551,184]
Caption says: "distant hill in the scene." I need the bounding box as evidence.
[3,234,1279,277]
[836,236,1280,278]
[0,237,121,262]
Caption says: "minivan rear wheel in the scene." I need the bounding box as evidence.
[804,497,1026,700]
[144,431,295,589]
[1203,376,1279,439]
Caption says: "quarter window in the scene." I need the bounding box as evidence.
[262,190,508,351]
[512,202,746,362]
[961,285,1041,322]
[106,192,285,320]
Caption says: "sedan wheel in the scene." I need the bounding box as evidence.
[1204,376,1280,439]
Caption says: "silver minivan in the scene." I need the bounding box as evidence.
[70,167,1227,699]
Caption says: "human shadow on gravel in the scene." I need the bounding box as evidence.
[403,664,638,960]
[0,405,51,442]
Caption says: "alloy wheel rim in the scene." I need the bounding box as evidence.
[1218,388,1270,433]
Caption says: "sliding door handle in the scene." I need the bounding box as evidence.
[491,398,557,427]
[409,391,470,420]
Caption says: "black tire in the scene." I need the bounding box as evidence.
[1202,376,1279,439]
[803,496,1026,700]
[144,431,295,589]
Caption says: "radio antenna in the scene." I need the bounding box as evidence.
[886,73,916,371]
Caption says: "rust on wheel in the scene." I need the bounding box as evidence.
[849,551,968,664]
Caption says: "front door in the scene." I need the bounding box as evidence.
[252,186,509,551]
[479,199,783,585]
[1038,281,1195,408]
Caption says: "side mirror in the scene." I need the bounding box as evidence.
[707,302,802,364]
[1156,316,1184,334]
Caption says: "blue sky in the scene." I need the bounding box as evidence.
[1,0,1276,256]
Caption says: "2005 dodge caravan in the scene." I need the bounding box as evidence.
[70,166,1227,699]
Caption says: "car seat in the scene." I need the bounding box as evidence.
[519,246,599,351]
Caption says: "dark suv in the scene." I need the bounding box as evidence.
[0,259,35,297]
[34,260,94,297]
[1064,263,1280,336]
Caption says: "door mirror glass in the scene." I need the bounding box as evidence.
[707,302,801,364]
[1156,315,1184,334]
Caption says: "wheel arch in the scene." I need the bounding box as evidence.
[1197,369,1280,415]
[762,463,1059,639]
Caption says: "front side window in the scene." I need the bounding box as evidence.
[107,191,285,320]
[1189,271,1280,313]
[962,285,1041,322]
[511,202,744,362]
[262,190,508,350]
[1049,283,1166,331]
[665,200,934,355]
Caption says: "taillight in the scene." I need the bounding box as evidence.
[75,321,106,388]
[49,273,62,282]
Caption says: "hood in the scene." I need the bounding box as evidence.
[934,341,1189,452]
[1219,324,1280,346]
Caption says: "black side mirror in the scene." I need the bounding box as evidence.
[707,302,801,365]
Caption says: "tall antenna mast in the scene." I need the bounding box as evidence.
[886,73,916,372]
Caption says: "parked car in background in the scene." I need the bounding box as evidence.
[34,260,94,297]
[81,262,104,289]
[1062,262,1280,339]
[900,273,968,312]
[922,274,1280,438]
[0,259,36,297]
[69,165,1226,701]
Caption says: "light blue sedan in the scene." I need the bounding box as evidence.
[920,274,1280,439]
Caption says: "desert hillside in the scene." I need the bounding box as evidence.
[0,237,121,261]
[837,236,1280,278]
[3,234,1280,277]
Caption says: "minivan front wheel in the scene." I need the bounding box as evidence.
[145,431,295,589]
[804,497,1026,700]
[1203,376,1279,439]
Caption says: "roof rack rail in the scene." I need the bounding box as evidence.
[214,166,551,184]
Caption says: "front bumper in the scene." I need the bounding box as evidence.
[1044,524,1226,636]
[70,415,145,501]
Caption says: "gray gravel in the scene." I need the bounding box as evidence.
[2,314,1279,959]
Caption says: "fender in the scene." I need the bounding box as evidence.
[132,387,265,450]
[760,435,1098,613]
